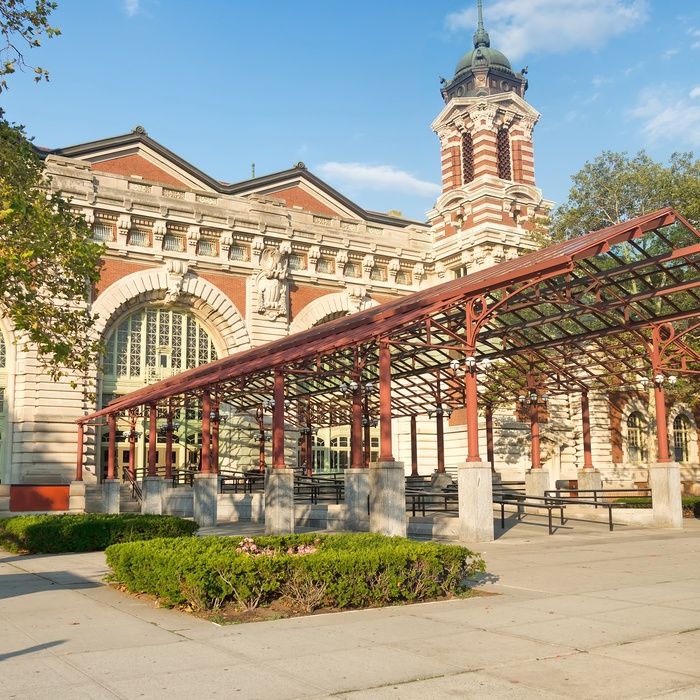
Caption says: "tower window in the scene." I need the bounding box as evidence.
[497,128,512,180]
[462,133,474,184]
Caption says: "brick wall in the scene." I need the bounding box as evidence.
[95,259,156,299]
[199,273,247,318]
[267,186,339,217]
[91,155,188,188]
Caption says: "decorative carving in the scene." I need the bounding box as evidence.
[363,255,375,274]
[347,285,368,314]
[474,245,488,266]
[117,214,131,238]
[492,245,504,263]
[187,225,200,249]
[82,208,95,226]
[308,246,320,270]
[255,247,288,319]
[335,250,348,274]
[435,262,446,278]
[164,260,189,303]
[388,258,401,281]
[461,249,474,267]
[506,247,519,261]
[412,262,425,282]
[252,235,265,264]
[152,220,167,242]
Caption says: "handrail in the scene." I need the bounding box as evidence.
[121,466,142,502]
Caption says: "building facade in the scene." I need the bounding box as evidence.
[1,5,698,496]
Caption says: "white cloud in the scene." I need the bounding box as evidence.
[662,48,679,60]
[631,87,700,146]
[315,162,441,198]
[446,0,649,60]
[124,0,140,16]
[693,41,700,50]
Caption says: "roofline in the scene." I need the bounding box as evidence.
[39,130,428,228]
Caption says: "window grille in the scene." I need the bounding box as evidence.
[289,254,307,270]
[163,234,185,252]
[462,133,475,184]
[395,270,412,285]
[230,245,250,262]
[370,267,387,282]
[344,263,361,278]
[497,128,512,180]
[198,239,217,257]
[92,223,115,242]
[0,334,5,368]
[128,229,150,247]
[317,258,334,274]
[673,415,691,462]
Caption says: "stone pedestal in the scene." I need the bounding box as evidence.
[193,473,219,527]
[649,462,683,529]
[344,468,370,532]
[0,484,10,516]
[141,477,164,515]
[525,468,550,497]
[102,479,120,514]
[264,468,295,535]
[68,481,85,514]
[577,468,603,493]
[369,461,406,538]
[458,461,494,543]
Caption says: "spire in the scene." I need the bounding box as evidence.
[473,0,490,48]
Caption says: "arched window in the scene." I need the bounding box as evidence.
[497,128,512,180]
[102,307,219,396]
[673,415,691,462]
[462,133,475,184]
[627,412,647,463]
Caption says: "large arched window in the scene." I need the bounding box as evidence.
[673,415,691,462]
[627,412,647,463]
[102,307,219,397]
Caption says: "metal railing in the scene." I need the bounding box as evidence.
[121,466,142,502]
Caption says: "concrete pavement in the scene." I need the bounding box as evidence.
[0,516,699,699]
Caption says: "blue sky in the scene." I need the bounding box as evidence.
[3,0,700,222]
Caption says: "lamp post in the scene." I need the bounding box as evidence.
[518,390,549,470]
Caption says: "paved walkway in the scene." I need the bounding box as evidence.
[1,517,699,699]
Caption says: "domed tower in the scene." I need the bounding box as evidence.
[428,0,552,278]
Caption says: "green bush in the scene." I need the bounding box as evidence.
[614,496,700,517]
[105,533,486,612]
[0,513,199,554]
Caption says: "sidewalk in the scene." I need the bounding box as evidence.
[0,517,699,699]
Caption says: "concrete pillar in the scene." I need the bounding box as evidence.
[141,476,164,515]
[193,472,219,527]
[345,468,370,532]
[577,468,603,492]
[649,461,683,529]
[0,484,10,516]
[264,468,295,535]
[526,468,550,497]
[68,481,85,514]
[458,461,494,543]
[103,479,120,514]
[369,460,406,538]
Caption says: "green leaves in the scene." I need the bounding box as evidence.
[0,0,59,91]
[549,149,700,243]
[0,110,104,389]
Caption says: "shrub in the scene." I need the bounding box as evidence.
[105,533,486,613]
[0,513,199,554]
[614,496,700,517]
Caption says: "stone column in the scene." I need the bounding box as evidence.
[577,468,603,492]
[345,468,370,532]
[193,472,219,527]
[458,461,494,543]
[141,476,164,515]
[103,478,120,514]
[649,461,683,529]
[265,467,295,535]
[369,460,406,538]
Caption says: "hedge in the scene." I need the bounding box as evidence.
[0,513,199,554]
[105,533,486,612]
[615,496,700,518]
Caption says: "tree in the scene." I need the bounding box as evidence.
[1,0,60,92]
[0,110,103,385]
[546,150,700,243]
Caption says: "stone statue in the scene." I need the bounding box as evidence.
[256,247,288,319]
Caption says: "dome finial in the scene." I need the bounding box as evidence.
[473,0,490,48]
